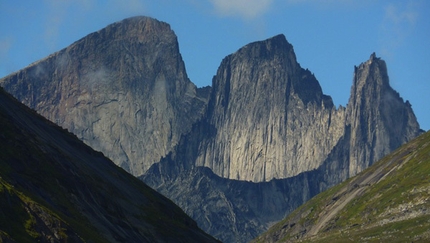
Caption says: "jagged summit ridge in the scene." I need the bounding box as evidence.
[143,47,422,242]
[345,52,422,176]
[235,34,295,60]
[20,16,173,71]
[0,17,424,243]
[351,52,388,94]
[191,34,345,182]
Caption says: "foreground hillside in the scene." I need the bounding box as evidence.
[0,87,218,242]
[252,131,430,243]
[1,16,423,242]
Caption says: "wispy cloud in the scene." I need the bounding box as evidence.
[42,0,99,50]
[384,3,418,26]
[0,37,13,59]
[42,0,147,50]
[209,0,273,19]
[43,0,70,50]
[285,0,355,6]
[286,0,348,3]
[82,66,113,90]
[379,1,419,58]
[0,37,14,76]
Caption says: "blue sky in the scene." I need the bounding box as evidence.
[0,0,429,130]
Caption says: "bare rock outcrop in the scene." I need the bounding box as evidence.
[194,35,346,182]
[0,17,423,243]
[142,39,423,242]
[0,16,208,176]
[345,53,422,176]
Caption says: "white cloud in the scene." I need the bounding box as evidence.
[42,0,96,49]
[0,37,14,77]
[284,0,370,9]
[285,0,353,5]
[383,3,418,27]
[43,0,71,49]
[379,1,419,58]
[210,0,273,19]
[42,0,147,50]
[0,37,13,57]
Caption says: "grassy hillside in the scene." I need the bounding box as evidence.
[252,131,430,243]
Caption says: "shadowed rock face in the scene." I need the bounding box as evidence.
[0,16,423,243]
[142,41,423,242]
[0,87,219,243]
[143,153,324,243]
[0,16,208,176]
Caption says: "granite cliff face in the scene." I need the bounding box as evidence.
[193,35,346,182]
[0,17,423,243]
[142,38,422,242]
[0,87,218,243]
[141,36,421,184]
[345,53,422,177]
[0,16,208,176]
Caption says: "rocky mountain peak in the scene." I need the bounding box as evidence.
[346,53,422,176]
[93,16,173,42]
[143,49,422,242]
[0,17,424,243]
[352,52,388,91]
[237,34,295,60]
[207,34,297,116]
[207,33,330,116]
[188,34,345,182]
[0,16,209,177]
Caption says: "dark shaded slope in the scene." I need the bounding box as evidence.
[144,152,323,243]
[0,17,423,242]
[0,87,218,243]
[252,131,430,243]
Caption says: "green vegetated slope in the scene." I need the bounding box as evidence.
[0,87,219,243]
[253,131,430,243]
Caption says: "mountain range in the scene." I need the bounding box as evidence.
[0,16,424,242]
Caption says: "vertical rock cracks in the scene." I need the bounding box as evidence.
[0,17,423,243]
